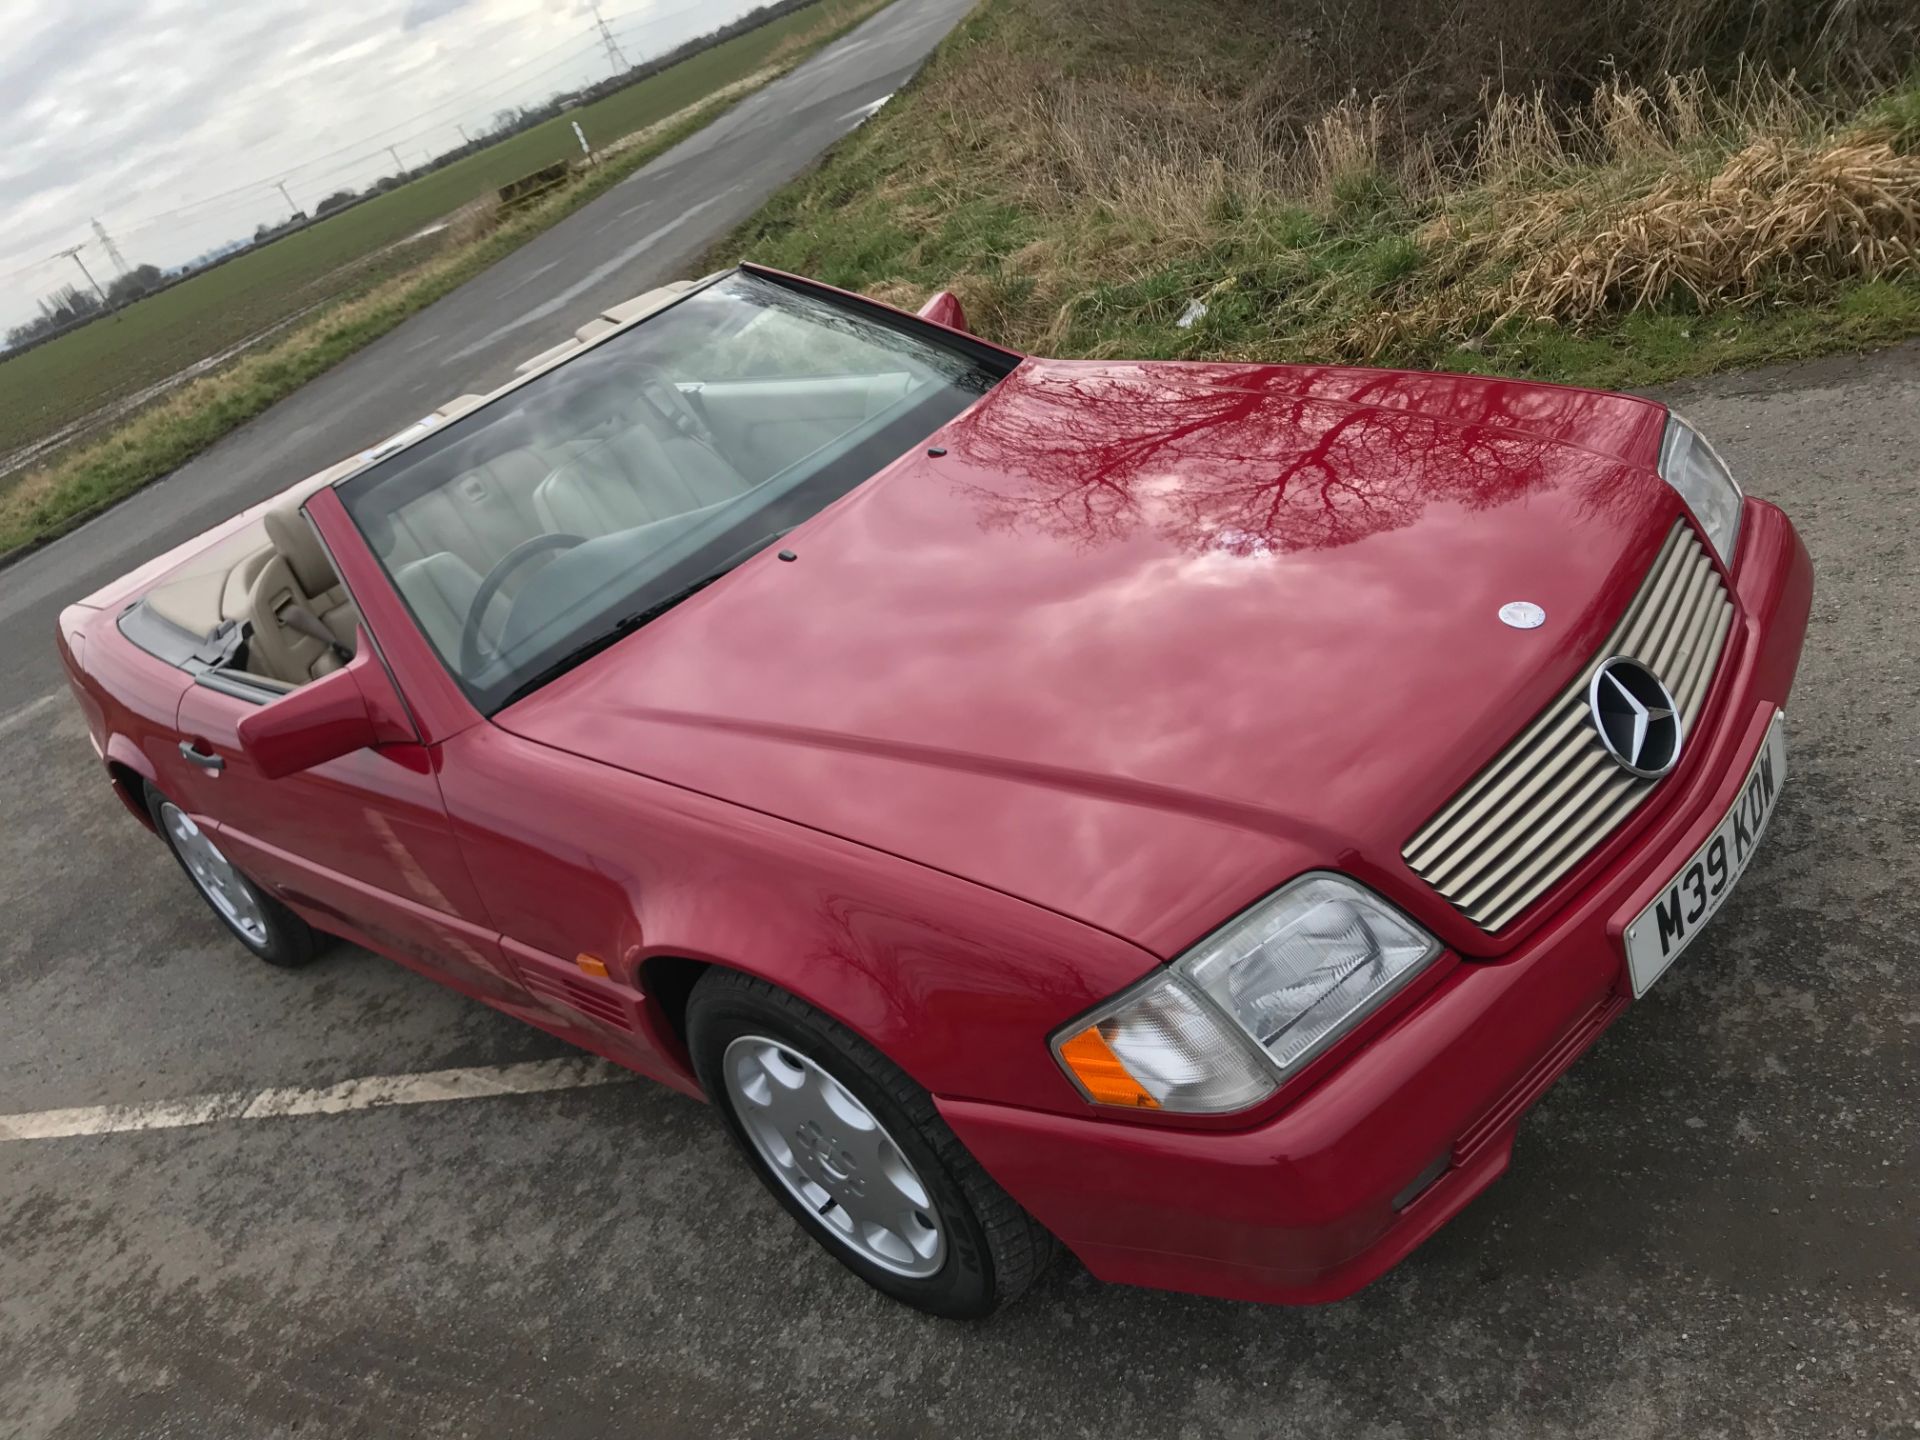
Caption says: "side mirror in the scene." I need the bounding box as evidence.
[917,290,969,334]
[237,664,377,780]
[235,633,412,779]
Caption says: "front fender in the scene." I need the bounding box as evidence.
[439,721,1161,1116]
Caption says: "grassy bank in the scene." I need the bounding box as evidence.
[0,0,893,470]
[0,0,896,560]
[710,0,1920,389]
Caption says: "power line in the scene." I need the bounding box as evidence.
[104,32,610,236]
[592,2,632,74]
[110,30,636,240]
[0,254,60,286]
[108,39,621,238]
[49,246,109,309]
[104,0,715,236]
[91,219,129,277]
[10,0,753,297]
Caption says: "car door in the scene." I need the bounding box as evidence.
[164,673,522,1003]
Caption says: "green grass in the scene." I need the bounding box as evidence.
[0,0,888,465]
[701,0,1920,393]
[0,0,897,559]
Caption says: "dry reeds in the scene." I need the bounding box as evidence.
[1470,131,1920,328]
[908,33,1919,358]
[444,196,502,247]
[1381,75,1920,343]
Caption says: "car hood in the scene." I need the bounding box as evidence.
[498,358,1681,958]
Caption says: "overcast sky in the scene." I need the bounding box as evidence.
[0,0,770,331]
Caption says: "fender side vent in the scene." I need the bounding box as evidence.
[514,965,636,1031]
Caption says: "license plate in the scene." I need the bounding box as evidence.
[1624,714,1787,997]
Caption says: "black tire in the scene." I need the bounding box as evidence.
[145,784,322,968]
[687,968,1054,1318]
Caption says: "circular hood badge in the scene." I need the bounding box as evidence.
[1589,657,1684,778]
[1499,601,1546,629]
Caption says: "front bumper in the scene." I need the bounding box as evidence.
[938,499,1813,1305]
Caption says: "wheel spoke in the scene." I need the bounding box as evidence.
[722,1034,946,1279]
[160,802,268,945]
[874,1133,931,1210]
[750,1049,811,1131]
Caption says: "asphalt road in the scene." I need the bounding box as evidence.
[2,16,1918,1432]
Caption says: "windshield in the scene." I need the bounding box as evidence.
[336,271,1011,712]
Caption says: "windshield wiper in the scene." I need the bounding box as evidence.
[494,531,790,709]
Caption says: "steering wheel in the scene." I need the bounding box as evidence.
[458,532,586,677]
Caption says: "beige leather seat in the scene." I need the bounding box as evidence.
[361,435,557,665]
[247,493,360,684]
[534,402,750,535]
[376,442,554,578]
[391,550,512,664]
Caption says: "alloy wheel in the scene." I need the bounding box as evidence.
[160,802,269,947]
[723,1035,946,1277]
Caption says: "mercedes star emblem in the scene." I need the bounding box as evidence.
[1589,657,1683,778]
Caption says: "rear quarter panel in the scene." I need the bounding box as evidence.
[57,602,191,824]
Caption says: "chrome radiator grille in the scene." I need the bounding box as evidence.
[1404,523,1734,933]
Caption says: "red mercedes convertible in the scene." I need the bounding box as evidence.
[57,265,1811,1316]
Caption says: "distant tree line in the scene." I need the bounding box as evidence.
[5,262,167,348]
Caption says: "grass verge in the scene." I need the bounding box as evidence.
[707,0,1920,389]
[0,0,896,561]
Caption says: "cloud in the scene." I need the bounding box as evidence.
[401,0,477,30]
[0,0,767,332]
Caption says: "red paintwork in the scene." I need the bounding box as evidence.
[234,640,400,779]
[55,276,1813,1306]
[501,358,1677,964]
[916,290,969,333]
[942,501,1811,1300]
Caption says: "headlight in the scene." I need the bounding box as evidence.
[1053,874,1442,1113]
[1658,414,1743,566]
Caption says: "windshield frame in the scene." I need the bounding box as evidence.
[329,265,1020,716]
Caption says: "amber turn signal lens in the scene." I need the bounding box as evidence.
[575,953,610,978]
[1056,1025,1160,1109]
[1051,975,1277,1113]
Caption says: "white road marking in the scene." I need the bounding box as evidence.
[0,691,62,734]
[0,1057,636,1143]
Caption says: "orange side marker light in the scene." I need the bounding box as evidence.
[1057,1025,1160,1108]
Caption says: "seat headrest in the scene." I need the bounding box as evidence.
[263,495,337,595]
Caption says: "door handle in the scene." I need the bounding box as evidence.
[179,741,225,773]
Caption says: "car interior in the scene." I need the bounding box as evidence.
[123,363,919,695]
[125,466,366,695]
[118,271,1003,705]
